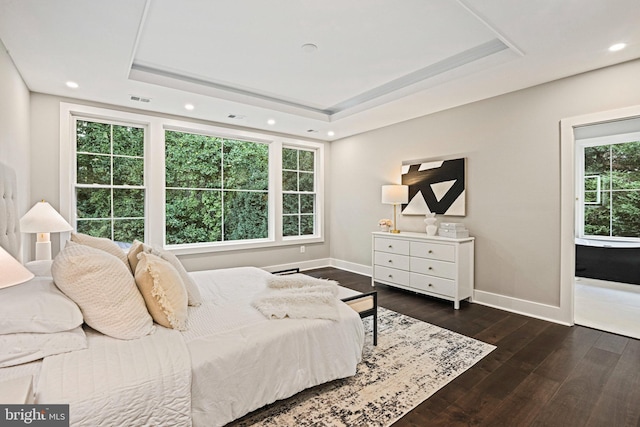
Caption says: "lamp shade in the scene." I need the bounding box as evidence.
[381,185,408,205]
[20,201,73,233]
[0,246,34,289]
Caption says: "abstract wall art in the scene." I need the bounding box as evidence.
[401,158,466,216]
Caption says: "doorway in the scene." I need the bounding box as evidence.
[560,106,640,336]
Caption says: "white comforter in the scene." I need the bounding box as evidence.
[35,267,364,427]
[38,326,192,426]
[186,267,364,427]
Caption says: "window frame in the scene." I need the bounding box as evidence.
[575,130,640,243]
[162,125,273,248]
[282,145,319,240]
[73,117,147,242]
[60,103,325,255]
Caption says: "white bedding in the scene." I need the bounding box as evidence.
[37,326,192,426]
[186,267,365,427]
[7,267,363,427]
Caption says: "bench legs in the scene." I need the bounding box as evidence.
[341,291,378,346]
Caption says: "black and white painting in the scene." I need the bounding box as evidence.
[401,158,465,216]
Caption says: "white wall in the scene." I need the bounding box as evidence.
[330,59,640,322]
[28,93,332,270]
[0,39,30,260]
[17,51,640,322]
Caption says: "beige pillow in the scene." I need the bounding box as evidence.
[134,252,188,330]
[146,246,202,306]
[71,232,131,273]
[127,240,146,273]
[52,243,154,340]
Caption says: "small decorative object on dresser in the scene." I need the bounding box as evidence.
[371,231,474,309]
[438,222,470,238]
[424,213,438,236]
[378,219,392,232]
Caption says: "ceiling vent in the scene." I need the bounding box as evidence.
[227,114,246,120]
[130,95,151,103]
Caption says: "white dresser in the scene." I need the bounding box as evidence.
[371,231,474,309]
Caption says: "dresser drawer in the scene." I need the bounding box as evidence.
[375,237,410,255]
[411,257,456,279]
[374,251,410,270]
[372,232,474,310]
[410,241,455,262]
[374,265,411,286]
[410,273,455,297]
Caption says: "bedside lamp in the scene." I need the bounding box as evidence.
[381,185,408,234]
[0,246,34,289]
[20,200,73,261]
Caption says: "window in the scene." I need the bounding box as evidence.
[580,139,640,239]
[74,119,145,242]
[61,103,324,253]
[282,147,316,237]
[164,130,269,245]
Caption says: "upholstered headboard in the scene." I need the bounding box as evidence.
[0,162,20,258]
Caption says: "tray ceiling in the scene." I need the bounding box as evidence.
[0,0,638,140]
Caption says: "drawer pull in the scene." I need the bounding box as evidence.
[428,266,433,270]
[428,283,433,287]
[388,260,393,263]
[428,250,433,254]
[388,245,393,248]
[388,274,393,278]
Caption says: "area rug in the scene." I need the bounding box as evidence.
[230,307,496,427]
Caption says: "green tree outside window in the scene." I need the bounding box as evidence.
[282,147,316,237]
[583,141,640,238]
[165,130,269,245]
[75,120,145,243]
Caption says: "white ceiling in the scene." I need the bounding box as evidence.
[1,0,639,141]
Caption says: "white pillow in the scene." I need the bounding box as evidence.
[134,252,188,330]
[0,276,83,334]
[0,326,87,368]
[52,243,155,340]
[71,232,131,272]
[25,260,53,277]
[127,239,146,273]
[146,246,202,306]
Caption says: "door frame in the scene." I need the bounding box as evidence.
[559,105,640,324]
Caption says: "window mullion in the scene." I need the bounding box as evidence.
[110,124,115,241]
[609,145,613,238]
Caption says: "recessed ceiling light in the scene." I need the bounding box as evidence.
[65,81,79,89]
[301,43,318,53]
[267,119,276,125]
[185,104,194,110]
[327,131,335,137]
[609,43,626,52]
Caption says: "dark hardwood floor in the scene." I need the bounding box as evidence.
[305,267,640,427]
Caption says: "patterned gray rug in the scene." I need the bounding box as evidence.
[231,307,495,427]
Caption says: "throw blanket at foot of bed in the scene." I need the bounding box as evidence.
[251,274,341,320]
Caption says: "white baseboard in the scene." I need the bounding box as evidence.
[263,258,331,273]
[329,259,372,277]
[265,257,570,327]
[265,258,372,276]
[473,289,570,326]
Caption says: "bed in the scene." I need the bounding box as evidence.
[0,162,365,426]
